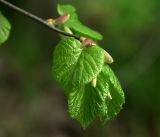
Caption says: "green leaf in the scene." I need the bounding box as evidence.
[0,11,11,45]
[57,4,103,40]
[69,21,103,41]
[53,37,104,90]
[68,65,125,128]
[57,4,78,25]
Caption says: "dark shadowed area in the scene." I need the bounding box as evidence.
[0,0,160,137]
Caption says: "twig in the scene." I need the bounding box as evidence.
[0,0,80,40]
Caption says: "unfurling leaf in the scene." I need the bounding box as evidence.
[57,4,103,40]
[69,21,103,41]
[0,11,11,45]
[53,37,104,91]
[57,4,76,16]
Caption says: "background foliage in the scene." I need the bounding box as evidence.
[0,0,159,137]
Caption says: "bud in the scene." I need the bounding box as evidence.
[55,13,70,25]
[81,38,96,47]
[104,50,114,64]
[91,77,97,88]
[46,18,55,26]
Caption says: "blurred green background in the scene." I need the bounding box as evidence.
[0,0,160,137]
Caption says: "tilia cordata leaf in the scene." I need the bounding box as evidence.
[53,37,104,92]
[0,11,11,45]
[68,65,125,128]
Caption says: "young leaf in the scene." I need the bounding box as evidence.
[57,4,103,40]
[68,65,125,128]
[57,4,76,15]
[69,21,103,41]
[0,11,11,45]
[53,37,104,90]
[57,4,78,26]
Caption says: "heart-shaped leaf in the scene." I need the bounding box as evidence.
[53,37,104,90]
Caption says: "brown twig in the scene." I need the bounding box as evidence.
[0,0,80,40]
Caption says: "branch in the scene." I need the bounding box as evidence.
[0,0,80,40]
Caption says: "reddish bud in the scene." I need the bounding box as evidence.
[81,38,96,47]
[85,38,96,46]
[55,13,70,24]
